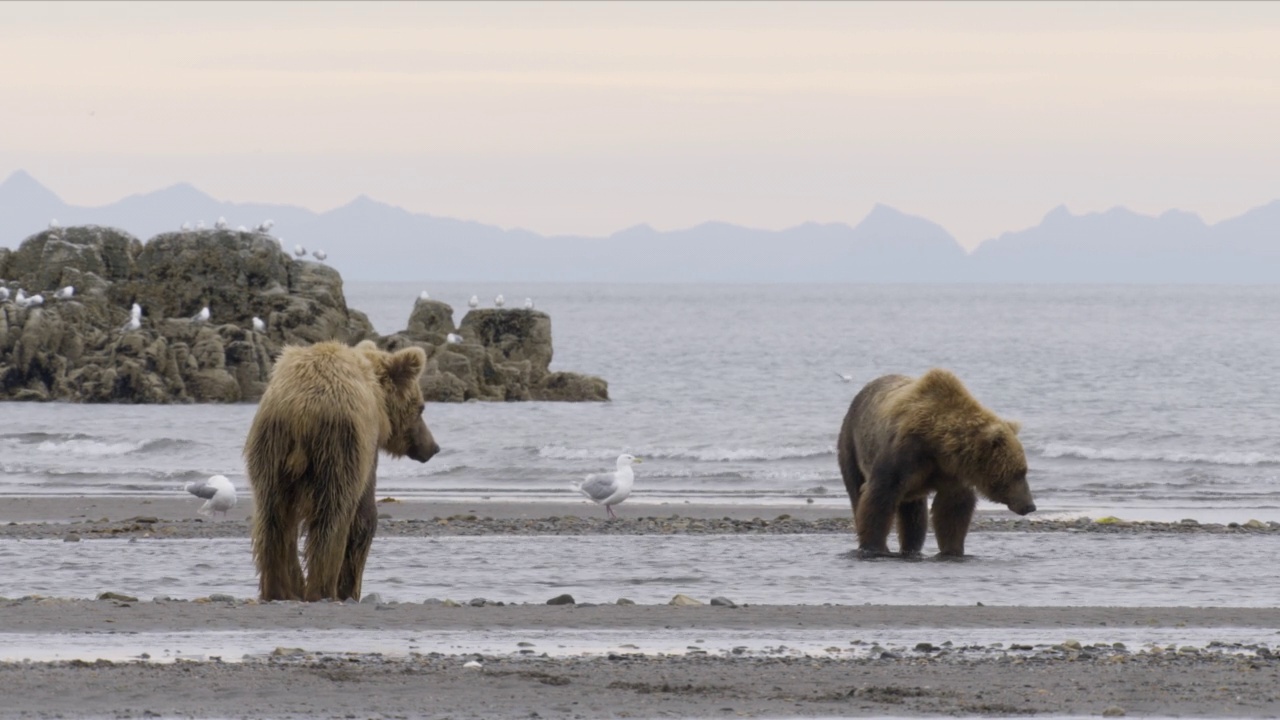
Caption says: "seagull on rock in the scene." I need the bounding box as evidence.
[0,288,9,302]
[524,297,534,310]
[571,454,641,520]
[180,222,192,232]
[446,333,463,344]
[494,294,505,308]
[252,316,266,333]
[312,249,327,261]
[54,286,74,300]
[419,290,431,301]
[257,220,275,233]
[215,217,228,230]
[294,244,307,258]
[191,305,210,324]
[468,295,479,309]
[185,474,238,518]
[121,303,143,333]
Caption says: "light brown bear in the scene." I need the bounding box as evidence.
[245,340,439,601]
[837,368,1035,559]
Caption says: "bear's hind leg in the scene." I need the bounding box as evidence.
[854,483,899,559]
[337,461,378,602]
[896,498,928,557]
[931,485,976,557]
[253,486,305,601]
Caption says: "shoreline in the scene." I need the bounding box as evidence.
[1,601,1278,719]
[1,496,1275,540]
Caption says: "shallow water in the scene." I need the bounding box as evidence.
[5,284,1280,525]
[3,533,1278,607]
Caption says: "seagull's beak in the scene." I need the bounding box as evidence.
[633,457,643,464]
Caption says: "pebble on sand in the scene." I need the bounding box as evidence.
[709,596,738,608]
[1103,706,1126,717]
[96,591,138,602]
[669,593,704,606]
[546,593,576,605]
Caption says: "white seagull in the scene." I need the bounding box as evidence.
[419,290,431,301]
[54,286,75,300]
[446,333,463,344]
[252,316,266,333]
[14,289,28,308]
[835,372,854,383]
[571,454,642,520]
[215,217,228,230]
[524,297,534,310]
[258,219,275,233]
[293,244,307,258]
[195,220,205,230]
[468,295,479,309]
[494,294,505,308]
[237,225,247,232]
[49,219,60,230]
[0,288,9,302]
[191,305,210,324]
[185,474,238,518]
[312,249,327,261]
[25,293,44,307]
[180,222,192,232]
[121,303,143,333]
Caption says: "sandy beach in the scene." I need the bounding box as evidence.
[2,496,1279,718]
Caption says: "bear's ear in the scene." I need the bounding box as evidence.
[355,340,379,352]
[983,424,1008,450]
[384,346,427,386]
[1006,420,1022,435]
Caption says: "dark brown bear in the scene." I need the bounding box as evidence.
[837,368,1035,559]
[245,340,439,601]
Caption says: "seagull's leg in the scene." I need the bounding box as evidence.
[607,505,617,520]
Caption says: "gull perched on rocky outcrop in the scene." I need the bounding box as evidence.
[257,220,275,233]
[120,303,143,333]
[195,220,205,230]
[0,288,9,302]
[571,454,642,519]
[494,294,505,308]
[446,333,463,344]
[180,222,192,232]
[54,286,74,300]
[191,305,210,324]
[237,225,247,232]
[468,295,479,309]
[49,219,60,231]
[419,290,430,301]
[293,244,307,258]
[17,292,43,309]
[312,249,327,261]
[185,474,237,518]
[215,217,228,230]
[252,316,266,333]
[524,297,534,310]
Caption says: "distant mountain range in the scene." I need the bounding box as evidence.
[1,170,1278,283]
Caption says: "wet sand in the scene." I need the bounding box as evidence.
[3,496,1279,718]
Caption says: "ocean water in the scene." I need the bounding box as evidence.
[3,283,1280,524]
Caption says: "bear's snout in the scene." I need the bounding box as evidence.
[410,440,440,463]
[1009,500,1036,516]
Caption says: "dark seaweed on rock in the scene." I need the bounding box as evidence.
[0,225,608,403]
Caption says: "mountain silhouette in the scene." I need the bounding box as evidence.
[1,171,1277,283]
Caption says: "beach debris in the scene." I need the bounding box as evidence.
[616,598,636,605]
[546,593,576,606]
[571,454,640,519]
[97,591,139,602]
[469,597,489,607]
[669,593,704,607]
[62,533,81,542]
[184,475,237,518]
[709,596,738,608]
[207,593,236,603]
[271,647,306,657]
[1103,706,1126,717]
[360,593,385,605]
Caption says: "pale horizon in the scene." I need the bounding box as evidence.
[2,1,1278,249]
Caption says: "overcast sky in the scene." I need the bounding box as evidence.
[1,1,1278,248]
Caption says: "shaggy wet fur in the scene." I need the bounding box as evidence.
[837,368,1035,558]
[245,341,439,602]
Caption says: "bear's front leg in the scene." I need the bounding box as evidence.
[896,498,928,558]
[338,459,379,601]
[854,483,899,559]
[931,485,976,557]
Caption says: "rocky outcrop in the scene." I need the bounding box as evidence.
[0,225,608,403]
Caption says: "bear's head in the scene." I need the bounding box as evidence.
[975,420,1035,516]
[358,341,440,463]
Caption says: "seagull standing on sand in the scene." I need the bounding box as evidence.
[524,297,534,310]
[191,306,210,324]
[446,333,463,344]
[571,454,642,519]
[252,316,266,333]
[312,249,327,261]
[54,286,74,300]
[494,294,505,308]
[468,295,479,309]
[185,474,238,518]
[294,244,307,258]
